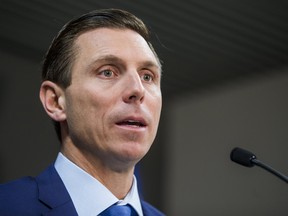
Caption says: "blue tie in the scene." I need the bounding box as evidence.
[99,204,137,216]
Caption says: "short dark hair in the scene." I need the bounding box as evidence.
[41,8,160,141]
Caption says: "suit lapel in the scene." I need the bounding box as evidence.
[36,165,78,216]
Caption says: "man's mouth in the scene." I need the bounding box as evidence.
[116,119,147,128]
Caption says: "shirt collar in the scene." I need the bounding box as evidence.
[54,152,143,216]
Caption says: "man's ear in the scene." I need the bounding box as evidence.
[39,81,67,122]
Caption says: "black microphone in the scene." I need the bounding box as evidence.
[230,147,288,183]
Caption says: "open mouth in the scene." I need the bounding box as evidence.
[116,120,146,127]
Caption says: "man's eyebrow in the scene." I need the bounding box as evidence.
[87,55,125,69]
[141,60,161,71]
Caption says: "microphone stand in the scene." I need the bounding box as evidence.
[252,158,288,183]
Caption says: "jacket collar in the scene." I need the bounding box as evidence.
[35,164,164,216]
[35,165,78,216]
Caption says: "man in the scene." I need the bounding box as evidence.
[0,9,164,216]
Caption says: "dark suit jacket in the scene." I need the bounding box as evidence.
[0,165,165,216]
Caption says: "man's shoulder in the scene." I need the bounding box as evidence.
[0,176,41,215]
[141,200,166,216]
[0,164,58,202]
[0,176,37,196]
[0,165,77,216]
[0,165,59,215]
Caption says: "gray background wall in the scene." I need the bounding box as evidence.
[164,71,288,215]
[0,51,59,181]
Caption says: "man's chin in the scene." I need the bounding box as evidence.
[110,146,148,168]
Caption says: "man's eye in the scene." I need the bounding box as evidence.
[101,69,113,77]
[142,74,153,82]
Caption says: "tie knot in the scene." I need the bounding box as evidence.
[99,204,137,216]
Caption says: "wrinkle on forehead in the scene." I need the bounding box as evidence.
[73,28,162,72]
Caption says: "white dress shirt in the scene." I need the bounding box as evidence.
[54,152,143,216]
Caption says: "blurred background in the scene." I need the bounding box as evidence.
[1,0,288,215]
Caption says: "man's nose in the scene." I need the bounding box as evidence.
[122,73,145,104]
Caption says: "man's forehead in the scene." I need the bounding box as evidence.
[75,27,140,44]
[74,28,161,69]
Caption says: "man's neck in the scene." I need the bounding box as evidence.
[61,141,135,199]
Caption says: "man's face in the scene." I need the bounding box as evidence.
[62,28,162,168]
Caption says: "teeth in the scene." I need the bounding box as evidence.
[126,120,141,126]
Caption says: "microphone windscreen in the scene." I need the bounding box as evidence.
[230,147,256,167]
